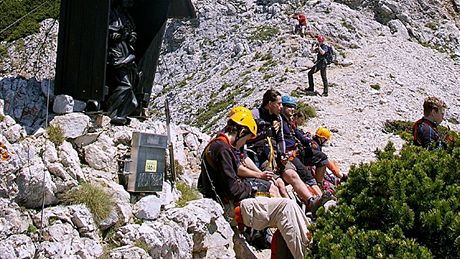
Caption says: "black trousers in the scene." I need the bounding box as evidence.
[307,62,328,94]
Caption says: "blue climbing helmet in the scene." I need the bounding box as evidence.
[282,95,297,108]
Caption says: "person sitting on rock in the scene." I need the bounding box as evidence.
[310,127,348,184]
[413,96,448,149]
[279,95,324,197]
[228,106,286,198]
[198,109,311,259]
[247,90,329,213]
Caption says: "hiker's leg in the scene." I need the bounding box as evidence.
[315,165,327,185]
[274,177,289,198]
[240,197,310,259]
[282,169,315,203]
[307,66,317,91]
[320,66,328,95]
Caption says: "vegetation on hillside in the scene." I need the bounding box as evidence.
[0,0,60,42]
[309,126,460,258]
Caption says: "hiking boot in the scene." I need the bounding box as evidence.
[322,92,328,97]
[305,87,314,92]
[307,191,335,216]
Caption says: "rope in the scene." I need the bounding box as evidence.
[0,0,51,36]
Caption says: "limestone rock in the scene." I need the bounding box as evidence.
[0,234,35,259]
[50,113,90,139]
[52,94,74,114]
[110,245,152,259]
[83,133,117,171]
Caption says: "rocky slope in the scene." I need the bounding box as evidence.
[0,0,459,258]
[151,0,460,171]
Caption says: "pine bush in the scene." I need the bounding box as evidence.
[309,138,460,258]
[0,0,60,42]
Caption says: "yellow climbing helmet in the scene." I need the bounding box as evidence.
[229,110,258,137]
[316,127,332,141]
[229,106,251,117]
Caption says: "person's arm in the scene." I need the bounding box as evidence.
[318,44,327,56]
[218,148,252,201]
[294,127,311,148]
[237,157,274,180]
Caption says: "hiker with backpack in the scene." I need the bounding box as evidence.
[228,106,286,198]
[306,35,333,97]
[198,109,311,259]
[413,96,449,149]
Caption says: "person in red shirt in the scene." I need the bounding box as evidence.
[292,13,308,36]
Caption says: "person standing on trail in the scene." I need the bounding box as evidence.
[198,109,311,259]
[306,35,330,97]
[413,96,449,149]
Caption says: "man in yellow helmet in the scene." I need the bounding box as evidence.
[198,109,311,259]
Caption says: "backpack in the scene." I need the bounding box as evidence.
[325,44,335,65]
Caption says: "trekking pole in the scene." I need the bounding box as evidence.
[165,95,176,186]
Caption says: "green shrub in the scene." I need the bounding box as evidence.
[176,182,200,208]
[62,182,114,224]
[383,120,413,141]
[249,25,279,41]
[297,101,316,119]
[370,83,381,90]
[0,44,8,58]
[47,124,65,145]
[0,0,60,42]
[309,142,460,258]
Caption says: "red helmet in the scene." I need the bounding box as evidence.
[316,35,325,43]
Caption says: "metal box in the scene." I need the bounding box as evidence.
[127,132,168,192]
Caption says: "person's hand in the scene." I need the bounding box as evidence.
[260,171,274,180]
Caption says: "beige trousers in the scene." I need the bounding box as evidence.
[240,197,310,259]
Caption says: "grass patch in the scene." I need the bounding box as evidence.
[297,102,316,119]
[219,82,232,91]
[370,83,381,90]
[249,25,280,42]
[134,240,150,253]
[177,79,187,88]
[176,182,200,208]
[425,22,438,30]
[263,73,274,80]
[27,224,38,234]
[62,182,114,224]
[383,120,413,141]
[448,118,459,124]
[341,20,356,32]
[47,125,65,145]
[174,160,184,175]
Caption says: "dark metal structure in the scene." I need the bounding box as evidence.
[55,0,196,105]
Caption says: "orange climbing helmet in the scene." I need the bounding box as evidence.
[316,127,331,141]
